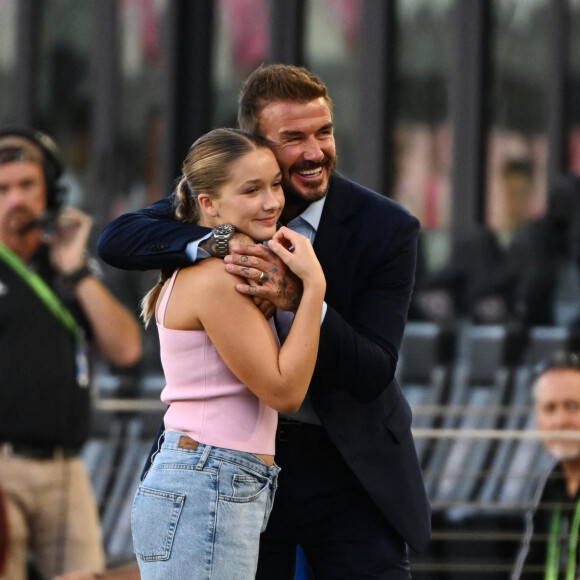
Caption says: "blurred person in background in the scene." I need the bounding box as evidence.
[413,168,580,329]
[0,127,142,580]
[495,158,536,247]
[498,172,580,328]
[512,351,580,579]
[411,224,507,324]
[411,158,535,325]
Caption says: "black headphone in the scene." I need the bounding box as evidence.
[0,126,65,211]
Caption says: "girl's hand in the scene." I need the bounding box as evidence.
[267,227,325,290]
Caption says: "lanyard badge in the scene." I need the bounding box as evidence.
[75,329,90,388]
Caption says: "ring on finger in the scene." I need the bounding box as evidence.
[257,271,268,285]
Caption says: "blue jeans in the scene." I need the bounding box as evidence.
[131,431,280,580]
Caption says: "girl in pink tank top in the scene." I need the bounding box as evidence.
[132,128,325,580]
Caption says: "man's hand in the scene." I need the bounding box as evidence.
[48,207,92,274]
[228,235,278,317]
[201,231,277,318]
[224,242,302,312]
[252,296,277,319]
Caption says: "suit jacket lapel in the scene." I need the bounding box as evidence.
[313,174,355,294]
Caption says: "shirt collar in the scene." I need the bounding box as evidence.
[289,196,326,233]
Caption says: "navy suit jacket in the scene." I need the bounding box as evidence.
[98,172,431,552]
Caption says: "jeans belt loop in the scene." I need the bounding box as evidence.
[196,442,212,471]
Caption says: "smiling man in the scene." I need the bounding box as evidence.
[259,100,335,213]
[512,351,580,580]
[97,64,430,579]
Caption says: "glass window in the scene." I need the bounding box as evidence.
[36,0,170,380]
[0,0,17,124]
[394,0,453,272]
[213,0,270,127]
[36,0,96,208]
[104,0,170,381]
[487,0,548,241]
[569,0,580,174]
[304,0,361,178]
[118,0,168,211]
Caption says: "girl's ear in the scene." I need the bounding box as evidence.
[198,193,219,217]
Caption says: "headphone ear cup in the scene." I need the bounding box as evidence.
[42,157,64,210]
[49,184,67,211]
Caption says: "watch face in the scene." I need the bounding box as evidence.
[214,224,236,235]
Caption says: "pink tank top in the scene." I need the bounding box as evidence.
[158,269,278,455]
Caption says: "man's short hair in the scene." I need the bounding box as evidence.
[237,64,334,136]
[532,351,580,398]
[535,351,580,378]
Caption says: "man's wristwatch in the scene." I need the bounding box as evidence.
[212,224,236,257]
[61,264,92,286]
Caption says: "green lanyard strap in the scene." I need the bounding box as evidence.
[545,498,580,580]
[0,242,81,341]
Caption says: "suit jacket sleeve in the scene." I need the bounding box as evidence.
[97,194,210,270]
[313,196,420,404]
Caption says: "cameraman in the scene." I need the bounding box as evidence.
[0,127,142,580]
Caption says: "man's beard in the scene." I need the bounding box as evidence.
[1,208,37,238]
[282,155,337,207]
[282,181,328,207]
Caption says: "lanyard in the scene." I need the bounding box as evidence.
[545,497,580,580]
[0,242,81,341]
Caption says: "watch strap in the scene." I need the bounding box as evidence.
[61,264,92,286]
[214,236,230,257]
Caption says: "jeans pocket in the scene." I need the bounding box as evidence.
[131,485,185,562]
[231,471,269,501]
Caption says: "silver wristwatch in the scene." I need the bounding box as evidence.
[212,224,236,257]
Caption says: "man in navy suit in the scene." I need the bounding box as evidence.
[98,64,430,579]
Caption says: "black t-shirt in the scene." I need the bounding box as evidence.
[0,245,92,450]
[517,463,580,579]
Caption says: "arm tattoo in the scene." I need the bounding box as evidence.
[278,277,302,311]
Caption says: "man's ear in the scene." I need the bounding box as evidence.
[198,193,219,217]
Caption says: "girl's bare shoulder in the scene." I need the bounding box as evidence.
[162,259,246,329]
[177,258,244,295]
